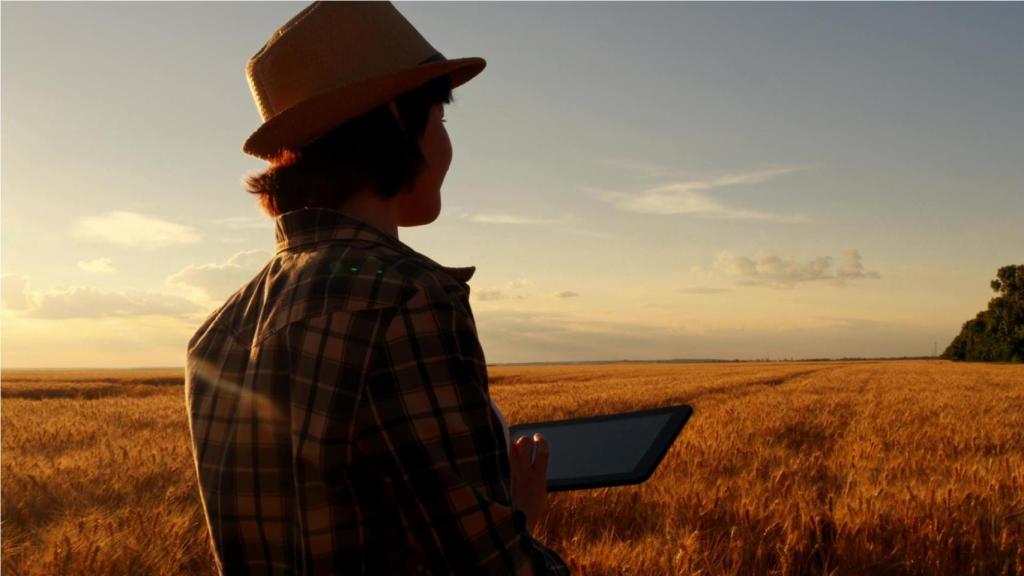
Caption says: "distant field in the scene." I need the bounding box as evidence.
[2,361,1022,575]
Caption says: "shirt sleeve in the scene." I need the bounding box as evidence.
[353,281,571,575]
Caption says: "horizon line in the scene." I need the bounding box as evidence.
[0,355,943,372]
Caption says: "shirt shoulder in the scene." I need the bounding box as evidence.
[186,236,475,355]
[256,242,472,344]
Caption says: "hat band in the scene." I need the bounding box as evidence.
[420,52,447,64]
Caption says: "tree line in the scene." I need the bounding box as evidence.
[943,264,1024,363]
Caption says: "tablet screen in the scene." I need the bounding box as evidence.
[509,405,691,492]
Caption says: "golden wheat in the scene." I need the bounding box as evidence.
[2,361,1022,575]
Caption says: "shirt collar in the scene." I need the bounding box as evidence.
[273,207,476,284]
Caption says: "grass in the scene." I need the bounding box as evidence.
[2,360,1022,575]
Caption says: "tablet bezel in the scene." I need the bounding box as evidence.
[508,404,693,492]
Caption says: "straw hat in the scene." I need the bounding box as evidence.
[243,1,486,160]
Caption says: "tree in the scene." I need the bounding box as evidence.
[943,265,1024,362]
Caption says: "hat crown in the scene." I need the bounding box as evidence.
[246,1,438,122]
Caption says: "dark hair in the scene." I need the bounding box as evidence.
[244,75,453,218]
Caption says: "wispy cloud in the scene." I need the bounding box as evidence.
[598,157,690,180]
[476,309,677,363]
[560,227,616,239]
[554,290,580,298]
[77,258,117,274]
[446,206,615,238]
[16,285,204,319]
[506,278,531,289]
[677,287,732,295]
[475,308,934,363]
[1,275,35,311]
[475,289,505,302]
[701,248,879,288]
[834,249,880,282]
[472,289,526,302]
[74,211,201,248]
[455,210,563,225]
[211,216,273,230]
[592,165,806,221]
[167,249,269,301]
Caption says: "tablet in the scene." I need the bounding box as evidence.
[508,404,693,492]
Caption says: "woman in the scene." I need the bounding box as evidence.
[184,2,570,574]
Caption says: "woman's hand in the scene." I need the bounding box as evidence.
[509,433,549,534]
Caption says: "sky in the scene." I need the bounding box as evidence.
[2,2,1022,369]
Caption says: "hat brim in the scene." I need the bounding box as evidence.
[243,57,485,160]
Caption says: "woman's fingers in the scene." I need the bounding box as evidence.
[513,436,528,458]
[532,433,549,470]
[511,437,528,472]
[512,434,547,468]
[510,434,549,526]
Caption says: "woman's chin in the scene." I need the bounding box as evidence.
[400,207,441,227]
[400,195,442,227]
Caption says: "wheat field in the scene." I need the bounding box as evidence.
[2,360,1022,575]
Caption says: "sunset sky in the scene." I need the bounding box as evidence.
[3,2,1022,368]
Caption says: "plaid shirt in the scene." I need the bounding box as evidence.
[185,207,570,575]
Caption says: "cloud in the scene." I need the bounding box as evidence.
[167,249,269,301]
[554,290,580,298]
[447,205,569,226]
[707,249,879,288]
[472,279,540,302]
[4,275,203,320]
[476,309,674,363]
[598,157,690,180]
[466,212,562,225]
[22,286,204,319]
[211,216,273,230]
[472,289,526,302]
[836,249,881,281]
[77,258,117,274]
[592,166,806,221]
[475,290,506,302]
[677,287,732,294]
[474,308,937,363]
[2,275,35,310]
[74,211,201,248]
[445,206,614,238]
[2,314,202,369]
[560,227,616,239]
